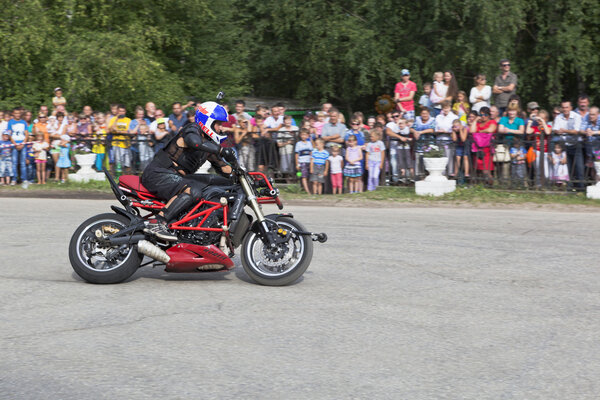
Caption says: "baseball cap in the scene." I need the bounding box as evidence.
[401,69,410,76]
[156,117,168,125]
[527,101,540,110]
[54,87,62,92]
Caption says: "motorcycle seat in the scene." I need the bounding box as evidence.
[118,175,156,197]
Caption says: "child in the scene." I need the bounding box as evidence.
[137,123,153,170]
[509,137,526,185]
[452,91,471,124]
[549,143,569,184]
[365,129,385,191]
[419,83,434,114]
[56,134,72,183]
[343,135,363,193]
[396,118,413,182]
[310,138,329,195]
[277,115,298,176]
[234,117,258,171]
[0,132,13,185]
[295,128,313,193]
[328,145,344,194]
[452,119,469,178]
[430,72,445,110]
[92,113,107,171]
[312,112,327,138]
[52,87,67,110]
[32,131,49,184]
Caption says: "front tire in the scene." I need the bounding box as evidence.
[69,213,143,284]
[240,217,313,286]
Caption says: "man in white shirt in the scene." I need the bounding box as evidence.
[553,100,584,188]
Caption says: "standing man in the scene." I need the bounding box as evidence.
[145,102,157,122]
[553,100,583,188]
[492,59,517,116]
[233,100,252,122]
[575,94,590,120]
[581,106,600,179]
[168,102,187,134]
[321,109,346,152]
[394,69,417,120]
[7,107,29,186]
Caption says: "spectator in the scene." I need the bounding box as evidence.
[490,105,501,124]
[470,106,497,185]
[419,82,434,115]
[410,108,437,177]
[443,71,459,104]
[321,102,332,115]
[279,103,297,126]
[32,131,48,184]
[313,111,327,138]
[310,138,329,195]
[264,104,283,132]
[32,114,50,146]
[430,71,445,115]
[526,109,552,183]
[526,101,540,123]
[168,102,187,134]
[345,119,366,146]
[0,132,13,185]
[149,109,166,134]
[137,124,153,170]
[365,128,385,191]
[385,112,403,184]
[219,104,238,155]
[77,114,93,147]
[394,69,417,120]
[295,128,313,193]
[254,114,278,173]
[153,118,170,154]
[498,104,525,180]
[352,111,369,131]
[575,94,590,119]
[49,112,67,182]
[82,105,94,123]
[92,113,108,171]
[365,115,375,129]
[506,94,526,119]
[108,104,132,175]
[277,115,298,176]
[106,103,119,122]
[452,91,470,123]
[52,87,67,110]
[145,102,156,122]
[549,142,569,185]
[452,119,470,179]
[7,107,29,186]
[321,108,346,152]
[435,100,459,175]
[250,105,269,127]
[233,99,252,122]
[344,135,363,193]
[492,59,517,115]
[234,115,256,171]
[552,100,584,188]
[581,106,600,178]
[509,137,527,186]
[56,133,71,183]
[469,74,491,113]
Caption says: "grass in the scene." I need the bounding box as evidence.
[2,178,600,207]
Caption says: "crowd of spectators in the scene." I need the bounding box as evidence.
[1,61,599,194]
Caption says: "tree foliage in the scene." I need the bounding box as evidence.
[0,1,598,113]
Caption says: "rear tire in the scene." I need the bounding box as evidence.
[69,213,143,284]
[241,217,313,286]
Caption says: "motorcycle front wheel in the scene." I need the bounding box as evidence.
[240,217,313,286]
[68,213,143,284]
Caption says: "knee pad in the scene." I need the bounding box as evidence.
[163,193,193,223]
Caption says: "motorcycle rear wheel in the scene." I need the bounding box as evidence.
[240,217,313,286]
[69,213,143,284]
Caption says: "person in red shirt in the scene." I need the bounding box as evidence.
[470,107,497,185]
[394,69,417,120]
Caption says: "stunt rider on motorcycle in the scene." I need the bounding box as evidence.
[141,101,237,241]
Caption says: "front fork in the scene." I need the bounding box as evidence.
[240,175,282,248]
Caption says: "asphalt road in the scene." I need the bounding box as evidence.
[1,197,599,399]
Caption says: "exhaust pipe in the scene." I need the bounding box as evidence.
[137,240,171,264]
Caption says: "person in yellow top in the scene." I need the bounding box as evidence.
[108,104,132,174]
[52,88,67,110]
[92,113,108,171]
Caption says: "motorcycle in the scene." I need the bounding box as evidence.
[68,157,327,286]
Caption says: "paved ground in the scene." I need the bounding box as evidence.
[1,197,600,399]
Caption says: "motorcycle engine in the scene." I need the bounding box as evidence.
[178,206,223,246]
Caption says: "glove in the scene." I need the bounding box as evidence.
[220,147,237,164]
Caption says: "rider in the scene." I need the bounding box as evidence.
[141,101,237,241]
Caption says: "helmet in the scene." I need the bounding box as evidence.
[195,101,229,144]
